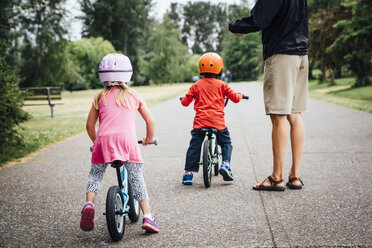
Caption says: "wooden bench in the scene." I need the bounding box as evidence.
[22,87,64,118]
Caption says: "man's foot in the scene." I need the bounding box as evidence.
[286,177,304,189]
[253,176,285,191]
[182,172,193,185]
[142,216,159,233]
[219,163,234,181]
[80,202,95,231]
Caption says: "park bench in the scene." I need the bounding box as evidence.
[22,87,64,118]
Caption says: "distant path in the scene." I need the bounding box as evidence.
[1,82,371,247]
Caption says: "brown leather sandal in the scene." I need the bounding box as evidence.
[252,176,285,191]
[286,177,304,189]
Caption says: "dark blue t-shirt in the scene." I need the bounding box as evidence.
[229,0,308,60]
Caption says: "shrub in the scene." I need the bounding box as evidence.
[0,56,30,154]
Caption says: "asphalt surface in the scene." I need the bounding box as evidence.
[0,82,371,247]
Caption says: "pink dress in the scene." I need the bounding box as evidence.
[91,87,144,164]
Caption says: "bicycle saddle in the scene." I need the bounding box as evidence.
[111,160,123,168]
[200,127,218,133]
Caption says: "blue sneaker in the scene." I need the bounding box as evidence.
[219,163,234,181]
[182,172,193,185]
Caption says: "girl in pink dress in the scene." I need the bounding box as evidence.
[80,53,159,233]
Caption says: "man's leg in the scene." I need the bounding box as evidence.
[287,113,305,186]
[255,114,288,187]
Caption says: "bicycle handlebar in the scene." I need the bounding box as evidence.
[138,138,158,146]
[90,138,158,152]
[180,95,249,101]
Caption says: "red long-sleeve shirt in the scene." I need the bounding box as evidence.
[181,78,243,130]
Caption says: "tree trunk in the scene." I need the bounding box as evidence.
[309,60,314,79]
[321,63,327,83]
[335,66,342,78]
[330,69,335,86]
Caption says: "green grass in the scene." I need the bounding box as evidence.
[309,77,372,113]
[1,83,191,167]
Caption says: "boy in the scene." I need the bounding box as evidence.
[181,52,244,185]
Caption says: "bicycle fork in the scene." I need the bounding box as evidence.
[200,132,218,165]
[118,167,130,214]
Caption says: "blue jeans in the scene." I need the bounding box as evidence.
[184,128,233,172]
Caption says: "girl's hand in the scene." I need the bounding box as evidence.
[138,104,155,146]
[233,33,245,36]
[141,137,153,146]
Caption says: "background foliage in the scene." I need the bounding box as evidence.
[0,57,30,154]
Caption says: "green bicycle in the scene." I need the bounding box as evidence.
[182,95,249,188]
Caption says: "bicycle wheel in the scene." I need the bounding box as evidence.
[127,182,140,222]
[202,139,212,188]
[214,144,220,176]
[106,186,125,241]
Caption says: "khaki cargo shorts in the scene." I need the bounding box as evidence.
[263,54,308,115]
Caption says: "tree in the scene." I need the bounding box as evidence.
[179,2,228,54]
[221,3,262,81]
[167,3,182,30]
[0,0,15,61]
[309,5,351,84]
[81,0,153,82]
[0,56,30,157]
[308,0,343,16]
[328,0,372,87]
[16,0,69,87]
[140,16,194,84]
[222,33,262,81]
[67,37,117,90]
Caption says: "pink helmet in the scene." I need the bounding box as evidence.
[98,53,133,86]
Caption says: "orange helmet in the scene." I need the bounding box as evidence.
[199,52,224,75]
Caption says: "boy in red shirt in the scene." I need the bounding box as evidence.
[181,53,244,185]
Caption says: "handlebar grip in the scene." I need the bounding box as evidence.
[243,95,249,100]
[179,97,184,101]
[138,138,158,146]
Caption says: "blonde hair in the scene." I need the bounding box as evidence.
[94,83,140,110]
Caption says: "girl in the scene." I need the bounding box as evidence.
[80,53,159,233]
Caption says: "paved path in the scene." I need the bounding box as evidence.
[1,82,371,247]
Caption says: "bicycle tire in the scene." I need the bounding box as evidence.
[106,186,125,241]
[202,139,212,188]
[214,144,220,176]
[127,182,140,222]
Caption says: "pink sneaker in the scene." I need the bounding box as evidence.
[80,203,95,231]
[142,216,159,233]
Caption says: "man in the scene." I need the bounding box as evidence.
[229,0,308,191]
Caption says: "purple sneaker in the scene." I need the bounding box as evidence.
[142,216,159,233]
[80,203,95,231]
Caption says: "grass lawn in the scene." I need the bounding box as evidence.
[309,77,372,113]
[0,83,191,166]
